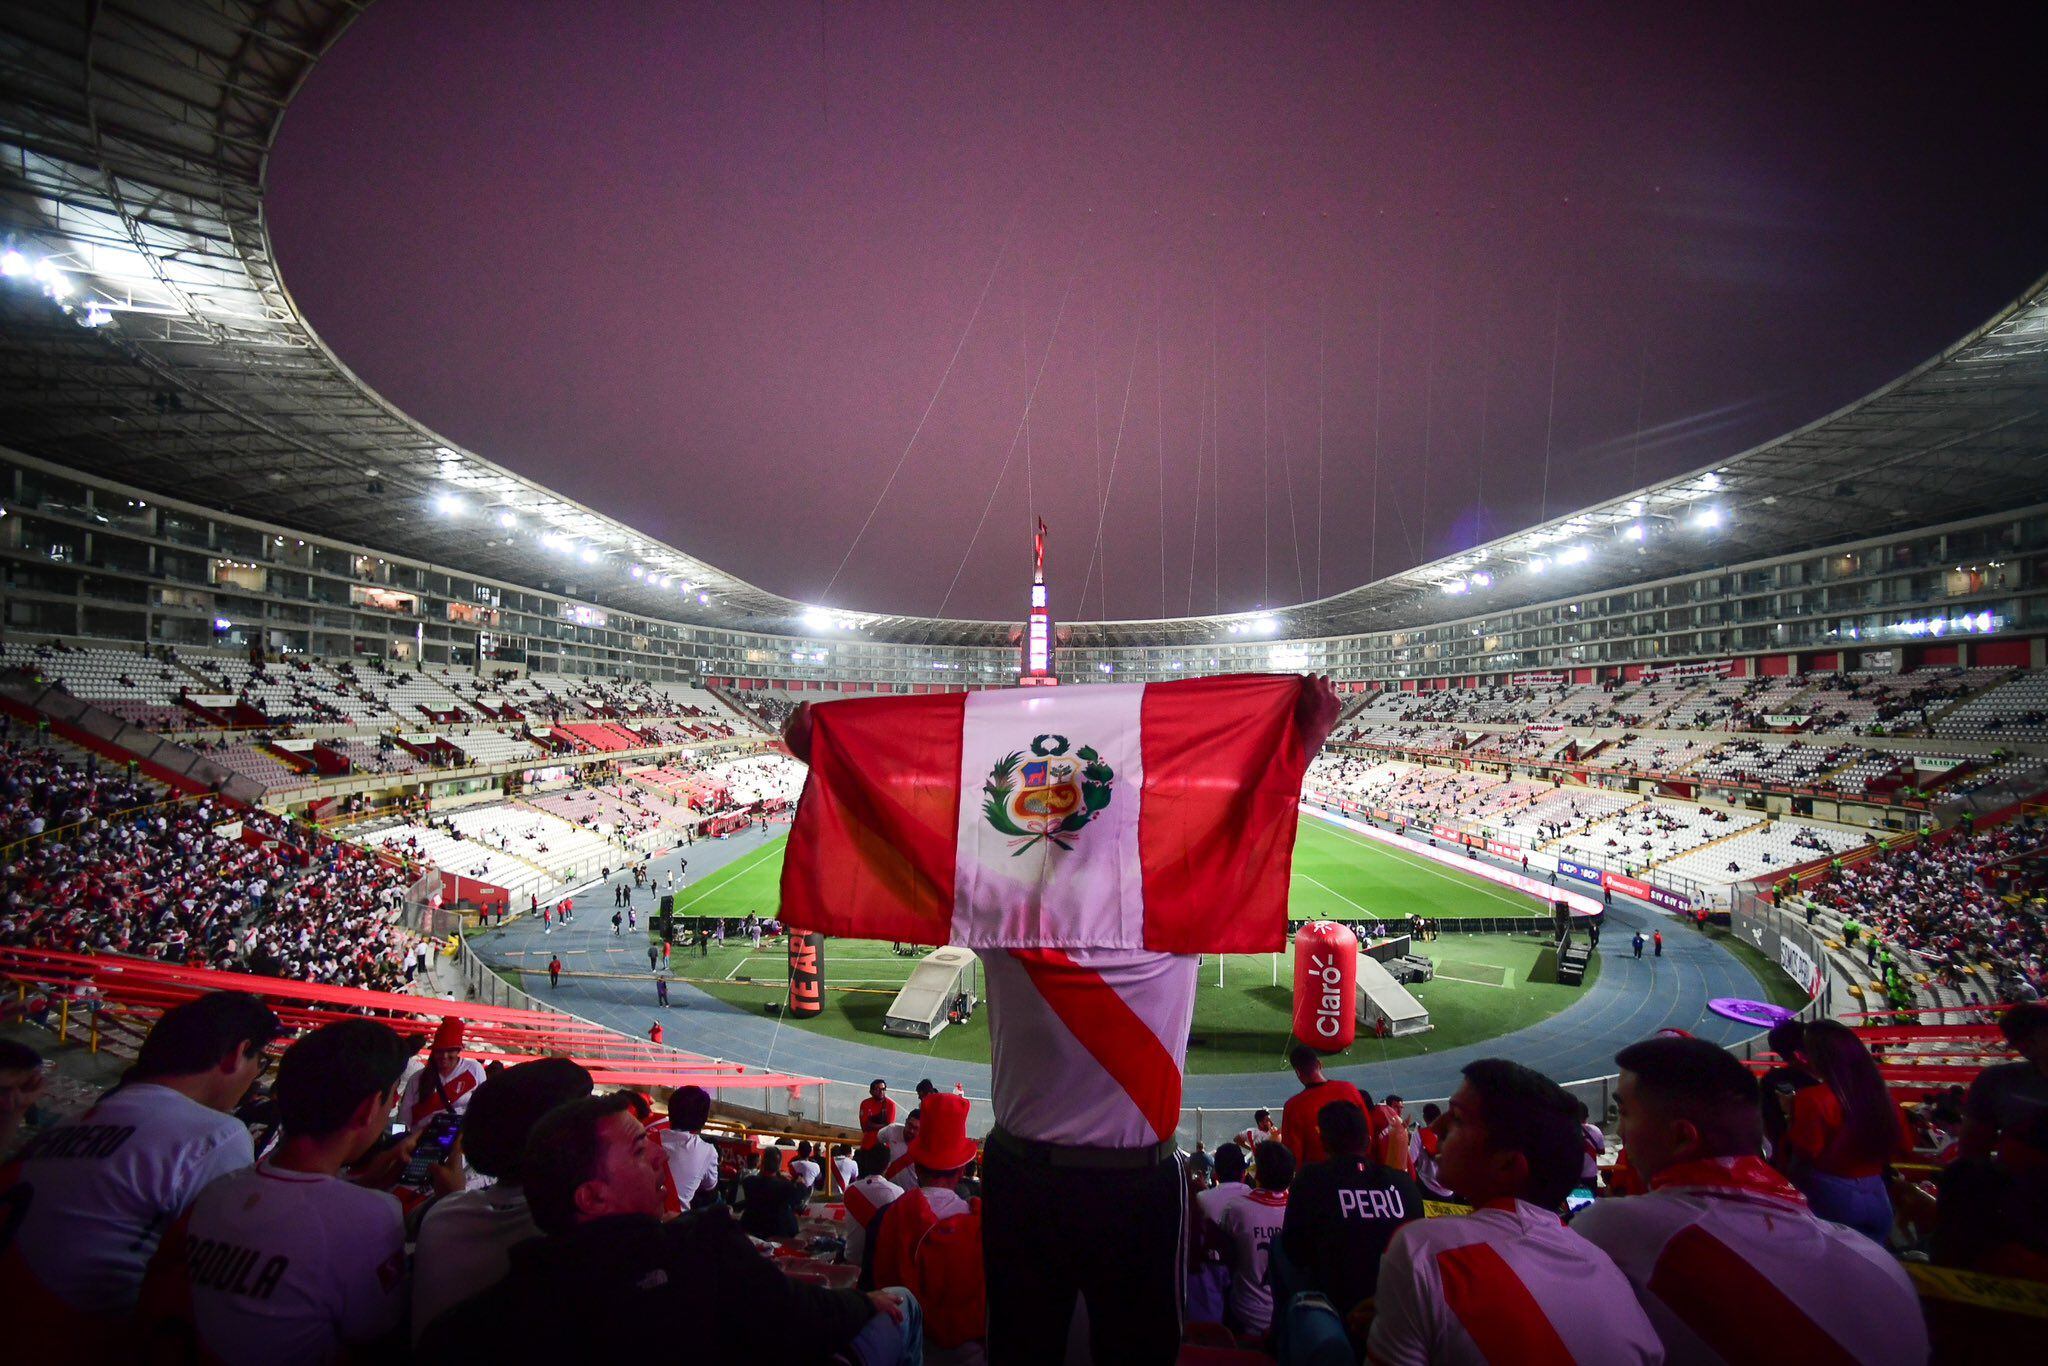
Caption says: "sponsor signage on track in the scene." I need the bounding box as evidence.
[1556,858,1604,885]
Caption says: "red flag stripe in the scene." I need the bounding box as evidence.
[780,692,964,940]
[1647,1224,1860,1366]
[1434,1241,1575,1366]
[1011,948,1184,1143]
[1138,674,1314,953]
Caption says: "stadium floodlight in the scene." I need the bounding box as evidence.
[1528,557,1549,574]
[496,511,516,529]
[577,545,597,563]
[1441,580,1467,595]
[1691,506,1723,530]
[801,607,835,632]
[1469,572,1492,588]
[1254,615,1279,634]
[630,565,645,579]
[0,250,26,277]
[1558,544,1591,565]
[1623,523,1644,541]
[43,270,71,299]
[433,493,465,517]
[697,592,710,604]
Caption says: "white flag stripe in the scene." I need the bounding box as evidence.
[951,683,1148,948]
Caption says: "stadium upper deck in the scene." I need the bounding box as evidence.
[1,0,2046,679]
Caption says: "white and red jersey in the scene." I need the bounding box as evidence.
[658,1128,719,1213]
[1367,1198,1662,1366]
[1219,1188,1289,1334]
[1195,1179,1251,1229]
[982,946,1197,1147]
[1571,1157,1927,1366]
[397,1058,487,1130]
[0,1082,253,1323]
[1235,1123,1283,1151]
[833,1152,860,1189]
[842,1175,905,1265]
[143,1159,406,1366]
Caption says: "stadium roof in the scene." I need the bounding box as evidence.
[2,0,2046,653]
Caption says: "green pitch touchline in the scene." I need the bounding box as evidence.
[1290,871,1384,919]
[1307,819,1544,915]
[670,840,785,911]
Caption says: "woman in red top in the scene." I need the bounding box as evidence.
[1776,1020,1904,1243]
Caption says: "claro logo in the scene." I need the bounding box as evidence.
[1309,951,1344,1037]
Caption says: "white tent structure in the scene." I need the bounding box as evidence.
[1357,956,1432,1037]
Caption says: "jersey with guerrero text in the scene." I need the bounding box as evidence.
[0,1081,254,1332]
[141,1160,406,1366]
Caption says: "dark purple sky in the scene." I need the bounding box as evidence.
[269,2,2048,622]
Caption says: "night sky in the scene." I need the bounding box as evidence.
[268,2,2048,623]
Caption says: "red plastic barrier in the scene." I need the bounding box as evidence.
[787,931,825,1018]
[1292,921,1358,1050]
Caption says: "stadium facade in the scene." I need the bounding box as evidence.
[2,1,2046,689]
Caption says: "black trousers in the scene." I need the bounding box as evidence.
[982,1135,1185,1366]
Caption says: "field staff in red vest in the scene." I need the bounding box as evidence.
[860,1078,898,1149]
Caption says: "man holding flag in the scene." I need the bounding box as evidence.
[781,673,1338,1364]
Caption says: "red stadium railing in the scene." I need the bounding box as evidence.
[0,945,825,1097]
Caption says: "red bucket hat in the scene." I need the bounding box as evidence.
[430,1017,465,1052]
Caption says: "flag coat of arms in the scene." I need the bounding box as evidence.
[779,673,1333,952]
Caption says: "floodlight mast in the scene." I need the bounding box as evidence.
[1019,517,1058,687]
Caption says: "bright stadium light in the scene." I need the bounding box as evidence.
[577,545,597,563]
[1692,506,1723,530]
[1469,572,1492,588]
[496,511,517,529]
[697,592,710,604]
[802,607,835,631]
[0,249,26,277]
[1528,557,1549,574]
[1558,544,1591,565]
[433,493,465,517]
[1254,615,1279,634]
[1442,580,1467,595]
[1623,523,1645,542]
[630,565,645,579]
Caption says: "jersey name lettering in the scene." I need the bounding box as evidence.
[1338,1186,1407,1220]
[185,1237,290,1300]
[21,1123,136,1160]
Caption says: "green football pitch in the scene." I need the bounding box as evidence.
[645,815,1591,1074]
[663,815,1556,926]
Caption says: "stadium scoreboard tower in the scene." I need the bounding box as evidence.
[1019,516,1058,686]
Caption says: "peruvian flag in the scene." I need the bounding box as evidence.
[779,673,1336,952]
